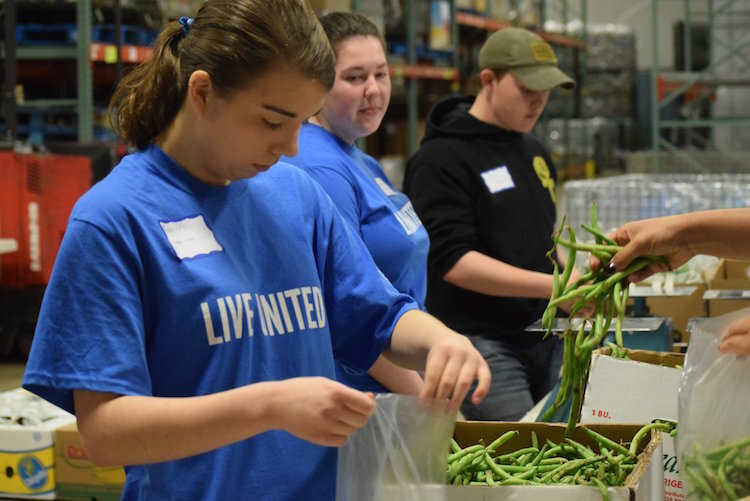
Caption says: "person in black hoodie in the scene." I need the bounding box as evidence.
[403,27,586,421]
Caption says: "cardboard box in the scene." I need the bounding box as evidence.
[580,349,684,501]
[54,422,125,501]
[581,348,683,424]
[723,259,750,279]
[636,258,724,342]
[0,388,76,500]
[705,278,750,317]
[640,285,706,343]
[378,421,664,500]
[703,276,750,317]
[703,260,750,317]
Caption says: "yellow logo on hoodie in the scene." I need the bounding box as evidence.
[533,156,556,203]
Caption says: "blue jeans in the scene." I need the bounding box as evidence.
[460,334,563,421]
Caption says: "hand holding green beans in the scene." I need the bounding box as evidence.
[540,203,667,435]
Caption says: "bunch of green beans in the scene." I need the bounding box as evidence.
[681,434,750,500]
[447,422,672,501]
[540,203,666,434]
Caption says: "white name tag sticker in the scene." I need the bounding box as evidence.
[160,215,223,260]
[481,166,515,194]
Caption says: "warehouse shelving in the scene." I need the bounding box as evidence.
[650,0,750,171]
[456,10,587,49]
[452,2,589,177]
[4,0,94,142]
[2,0,158,144]
[397,0,460,155]
[372,1,588,159]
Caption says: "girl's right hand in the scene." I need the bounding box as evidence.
[719,312,750,356]
[270,377,376,447]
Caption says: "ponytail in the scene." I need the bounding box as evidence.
[109,21,187,150]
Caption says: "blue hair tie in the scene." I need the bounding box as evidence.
[179,16,193,35]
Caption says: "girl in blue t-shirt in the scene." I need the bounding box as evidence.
[21,2,490,500]
[284,12,428,396]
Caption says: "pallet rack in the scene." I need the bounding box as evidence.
[2,0,156,144]
[356,0,587,159]
[650,0,750,171]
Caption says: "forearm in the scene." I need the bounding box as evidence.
[74,383,279,466]
[383,309,491,410]
[382,309,451,369]
[367,355,424,395]
[443,250,553,299]
[681,209,750,260]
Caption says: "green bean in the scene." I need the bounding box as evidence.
[447,448,485,482]
[512,466,539,480]
[494,463,560,474]
[482,452,516,482]
[590,477,610,501]
[583,427,634,459]
[565,438,596,459]
[705,435,750,461]
[486,430,518,453]
[495,447,538,462]
[582,223,618,246]
[530,444,549,467]
[544,261,561,332]
[628,422,672,456]
[447,443,483,463]
[559,227,578,293]
[546,282,599,310]
[555,239,622,255]
[486,469,498,486]
[717,452,738,500]
[449,438,462,454]
[683,465,715,498]
[681,436,750,500]
[550,456,606,483]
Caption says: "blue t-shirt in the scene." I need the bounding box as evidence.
[22,144,417,501]
[284,124,430,393]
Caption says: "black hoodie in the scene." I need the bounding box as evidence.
[403,95,558,341]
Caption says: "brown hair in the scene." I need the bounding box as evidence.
[109,0,335,150]
[317,11,385,56]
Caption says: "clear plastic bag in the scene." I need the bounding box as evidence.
[335,393,455,501]
[677,307,750,500]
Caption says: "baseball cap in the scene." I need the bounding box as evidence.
[478,27,575,91]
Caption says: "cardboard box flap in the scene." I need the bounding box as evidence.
[595,347,684,369]
[581,352,682,424]
[625,427,663,489]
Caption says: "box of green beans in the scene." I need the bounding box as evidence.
[440,421,665,501]
[580,348,685,501]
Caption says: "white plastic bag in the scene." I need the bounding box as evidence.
[335,393,455,501]
[678,307,750,500]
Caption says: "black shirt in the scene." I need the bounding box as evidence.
[403,95,559,341]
